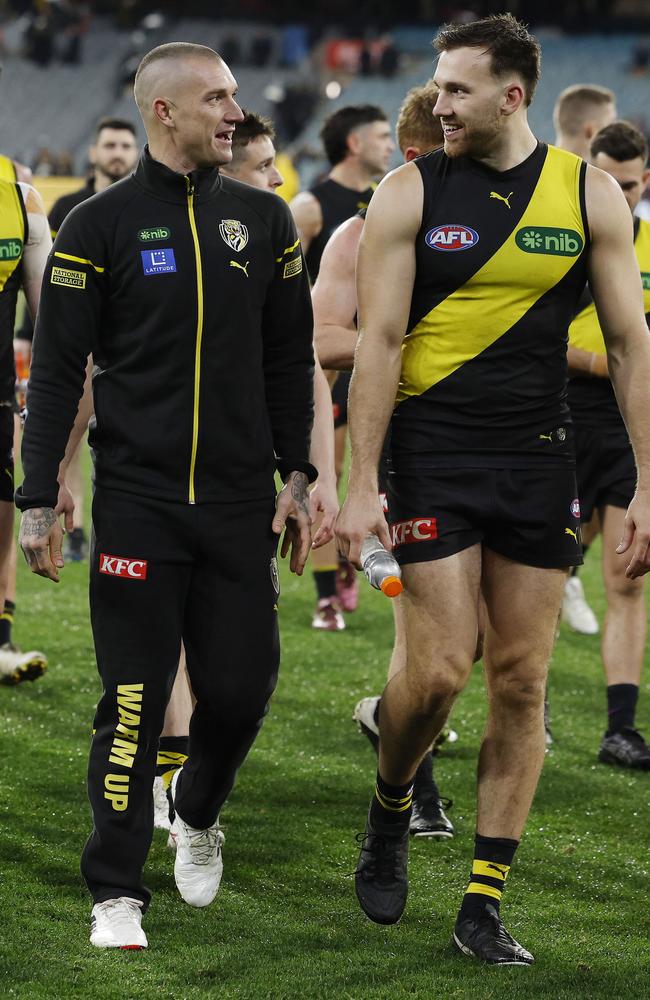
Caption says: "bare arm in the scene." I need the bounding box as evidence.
[336,164,423,563]
[289,191,322,256]
[20,185,52,320]
[566,345,608,377]
[586,165,650,577]
[308,358,339,547]
[312,216,363,370]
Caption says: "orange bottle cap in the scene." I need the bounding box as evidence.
[380,576,403,598]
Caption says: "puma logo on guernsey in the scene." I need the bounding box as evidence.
[539,433,552,442]
[104,683,144,811]
[230,260,249,277]
[565,527,578,541]
[490,191,513,208]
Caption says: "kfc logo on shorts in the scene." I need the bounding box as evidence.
[99,553,148,580]
[390,517,438,546]
[570,498,581,518]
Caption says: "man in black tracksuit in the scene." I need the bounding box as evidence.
[16,43,315,947]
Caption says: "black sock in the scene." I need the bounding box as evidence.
[0,599,15,646]
[314,568,337,601]
[458,834,519,920]
[413,751,438,799]
[369,770,414,832]
[156,735,189,786]
[606,683,639,734]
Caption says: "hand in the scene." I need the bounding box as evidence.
[335,489,391,567]
[56,479,75,535]
[18,506,65,582]
[272,471,313,575]
[617,491,650,579]
[309,477,339,549]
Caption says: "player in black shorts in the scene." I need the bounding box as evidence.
[291,105,394,630]
[567,120,650,769]
[337,14,650,964]
[313,83,457,837]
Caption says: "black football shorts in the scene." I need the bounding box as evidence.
[386,466,583,569]
[574,424,636,523]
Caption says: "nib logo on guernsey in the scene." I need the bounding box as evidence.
[516,227,584,257]
[426,225,479,252]
[99,554,148,580]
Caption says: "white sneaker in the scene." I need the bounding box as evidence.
[561,576,599,635]
[169,769,224,907]
[0,644,47,685]
[90,897,147,949]
[353,696,380,737]
[153,776,172,831]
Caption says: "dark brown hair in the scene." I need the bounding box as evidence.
[434,13,541,106]
[591,120,648,164]
[320,105,388,166]
[231,111,276,151]
[95,117,137,139]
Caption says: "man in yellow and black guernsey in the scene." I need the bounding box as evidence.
[337,15,650,965]
[568,120,650,770]
[16,43,315,950]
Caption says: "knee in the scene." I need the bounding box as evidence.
[605,569,645,604]
[486,650,547,713]
[406,650,471,716]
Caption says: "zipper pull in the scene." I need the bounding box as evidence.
[186,175,194,196]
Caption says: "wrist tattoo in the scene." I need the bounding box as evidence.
[23,507,56,538]
[290,472,310,519]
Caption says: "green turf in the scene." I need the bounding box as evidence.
[1,520,649,999]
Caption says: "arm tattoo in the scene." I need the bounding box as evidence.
[22,507,57,538]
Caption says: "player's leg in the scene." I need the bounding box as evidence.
[153,647,193,831]
[0,410,46,684]
[63,435,88,561]
[598,503,649,768]
[355,547,481,925]
[561,510,599,635]
[81,489,191,946]
[169,496,279,906]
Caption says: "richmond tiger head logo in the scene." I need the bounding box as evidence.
[219,219,248,252]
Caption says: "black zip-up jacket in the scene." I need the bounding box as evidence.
[16,148,316,511]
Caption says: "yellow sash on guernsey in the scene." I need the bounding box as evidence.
[0,179,25,293]
[569,217,650,356]
[0,154,16,183]
[397,146,587,404]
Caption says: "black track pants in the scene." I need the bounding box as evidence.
[81,488,280,909]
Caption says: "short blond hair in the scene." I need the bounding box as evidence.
[553,84,615,138]
[134,42,222,114]
[396,83,443,155]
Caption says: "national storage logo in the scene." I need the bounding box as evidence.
[515,227,583,257]
[138,227,171,242]
[0,238,23,260]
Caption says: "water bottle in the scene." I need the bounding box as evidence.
[360,534,403,598]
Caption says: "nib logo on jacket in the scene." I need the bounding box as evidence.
[99,553,148,580]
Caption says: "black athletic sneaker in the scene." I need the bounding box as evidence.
[453,903,534,965]
[355,816,409,925]
[410,789,454,838]
[598,727,650,770]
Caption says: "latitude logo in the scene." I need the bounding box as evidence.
[515,227,584,257]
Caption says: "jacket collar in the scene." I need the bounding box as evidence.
[134,145,222,203]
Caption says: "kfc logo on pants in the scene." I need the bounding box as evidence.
[99,553,148,580]
[390,517,438,546]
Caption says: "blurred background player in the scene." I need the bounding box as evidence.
[313,83,454,836]
[0,176,50,683]
[49,117,139,562]
[291,105,395,630]
[553,83,617,635]
[567,119,650,768]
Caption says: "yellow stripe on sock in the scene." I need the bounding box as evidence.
[375,787,413,812]
[472,860,510,881]
[466,882,502,901]
[156,751,188,766]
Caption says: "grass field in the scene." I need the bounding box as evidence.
[1,506,649,999]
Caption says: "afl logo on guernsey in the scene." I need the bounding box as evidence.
[425,225,479,251]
